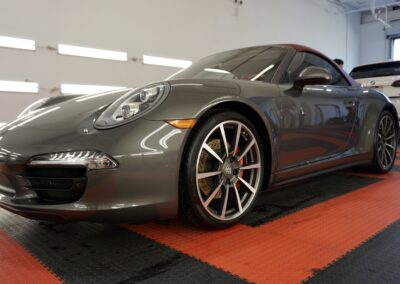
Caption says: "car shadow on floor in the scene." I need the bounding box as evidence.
[243,172,381,227]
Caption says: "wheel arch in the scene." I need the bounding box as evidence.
[382,103,399,133]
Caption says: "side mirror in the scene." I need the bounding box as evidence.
[293,66,332,90]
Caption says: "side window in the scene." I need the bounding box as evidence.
[231,47,287,83]
[281,52,349,86]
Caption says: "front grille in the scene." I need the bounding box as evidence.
[29,178,74,190]
[25,167,87,203]
[26,167,86,178]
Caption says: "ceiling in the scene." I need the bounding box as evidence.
[338,0,400,12]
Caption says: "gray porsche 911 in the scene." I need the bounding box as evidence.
[0,44,398,229]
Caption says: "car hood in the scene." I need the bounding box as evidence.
[0,79,244,136]
[0,89,129,136]
[1,77,281,134]
[0,89,130,162]
[0,78,277,138]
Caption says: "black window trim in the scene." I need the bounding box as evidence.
[277,51,351,87]
[305,51,351,87]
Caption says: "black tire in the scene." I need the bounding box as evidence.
[180,111,265,229]
[364,110,398,173]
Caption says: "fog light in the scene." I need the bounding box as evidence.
[28,151,118,170]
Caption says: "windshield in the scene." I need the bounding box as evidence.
[169,46,287,82]
[350,61,400,79]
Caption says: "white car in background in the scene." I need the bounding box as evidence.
[350,61,400,119]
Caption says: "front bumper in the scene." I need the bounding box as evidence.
[0,119,187,223]
[0,194,172,223]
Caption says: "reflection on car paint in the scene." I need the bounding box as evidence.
[114,124,183,158]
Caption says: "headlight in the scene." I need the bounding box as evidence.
[95,82,170,128]
[28,151,118,170]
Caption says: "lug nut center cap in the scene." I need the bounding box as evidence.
[223,164,233,176]
[221,159,239,180]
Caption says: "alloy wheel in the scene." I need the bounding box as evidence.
[377,114,397,170]
[195,120,262,221]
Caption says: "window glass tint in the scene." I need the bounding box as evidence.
[350,61,400,79]
[169,47,287,83]
[281,52,349,86]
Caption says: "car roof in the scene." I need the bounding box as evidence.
[206,44,358,87]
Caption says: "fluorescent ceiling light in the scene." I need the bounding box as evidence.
[61,84,126,95]
[0,35,35,50]
[251,65,275,81]
[204,68,231,74]
[58,44,128,61]
[0,123,6,127]
[0,80,39,93]
[143,55,192,68]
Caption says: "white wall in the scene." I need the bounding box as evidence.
[360,21,387,65]
[347,12,362,71]
[358,8,400,65]
[0,0,361,122]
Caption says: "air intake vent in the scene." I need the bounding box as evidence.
[25,167,87,203]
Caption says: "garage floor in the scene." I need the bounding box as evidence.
[1,151,400,283]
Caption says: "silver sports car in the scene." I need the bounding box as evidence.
[0,44,398,229]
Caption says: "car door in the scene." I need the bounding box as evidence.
[276,52,358,170]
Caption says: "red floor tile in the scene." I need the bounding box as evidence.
[0,229,61,284]
[126,171,400,283]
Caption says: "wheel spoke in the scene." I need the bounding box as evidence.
[238,139,256,161]
[385,148,393,164]
[219,125,230,158]
[384,117,389,133]
[238,176,256,193]
[203,143,224,164]
[233,183,243,214]
[233,123,242,155]
[221,185,230,218]
[386,143,395,150]
[383,149,388,166]
[386,133,395,140]
[197,171,222,180]
[204,181,224,207]
[240,163,261,170]
[380,147,385,161]
[385,119,393,135]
